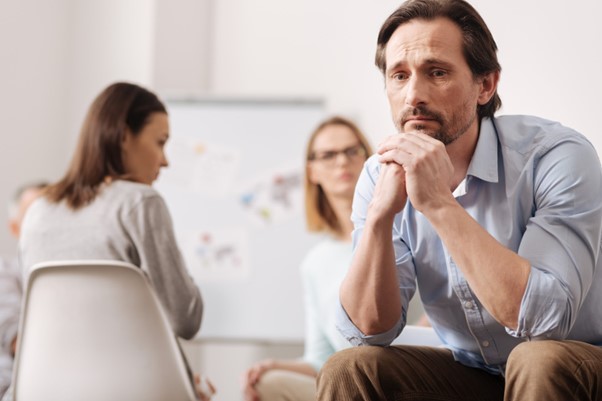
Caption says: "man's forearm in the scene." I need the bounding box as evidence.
[340,212,402,335]
[427,200,530,329]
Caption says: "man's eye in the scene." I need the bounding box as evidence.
[432,69,446,77]
[393,73,408,81]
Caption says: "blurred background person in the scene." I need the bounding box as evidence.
[242,116,372,401]
[0,181,47,398]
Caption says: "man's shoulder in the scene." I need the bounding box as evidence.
[493,115,592,155]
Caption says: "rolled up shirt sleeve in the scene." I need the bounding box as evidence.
[335,300,403,346]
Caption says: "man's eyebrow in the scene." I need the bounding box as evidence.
[424,58,454,68]
[386,58,455,74]
[386,60,406,75]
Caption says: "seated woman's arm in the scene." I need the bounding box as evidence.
[127,193,203,339]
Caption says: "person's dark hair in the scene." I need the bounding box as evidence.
[375,0,501,120]
[46,82,167,209]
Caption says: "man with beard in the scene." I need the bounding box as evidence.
[317,0,602,400]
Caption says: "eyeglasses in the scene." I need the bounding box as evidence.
[309,144,366,165]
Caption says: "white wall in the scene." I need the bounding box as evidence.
[153,0,213,97]
[209,0,398,141]
[0,0,71,256]
[64,0,156,145]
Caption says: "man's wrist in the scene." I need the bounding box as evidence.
[367,200,399,226]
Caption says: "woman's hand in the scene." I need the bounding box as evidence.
[194,374,216,401]
[242,359,275,401]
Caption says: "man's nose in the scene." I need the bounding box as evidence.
[404,75,428,108]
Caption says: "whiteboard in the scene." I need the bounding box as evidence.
[155,99,326,342]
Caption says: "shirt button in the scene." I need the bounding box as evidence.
[464,301,474,309]
[482,340,490,347]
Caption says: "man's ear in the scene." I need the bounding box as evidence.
[477,70,500,106]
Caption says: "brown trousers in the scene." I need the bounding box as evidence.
[316,340,602,401]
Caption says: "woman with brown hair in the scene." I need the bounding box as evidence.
[20,82,202,338]
[17,82,214,399]
[243,116,372,401]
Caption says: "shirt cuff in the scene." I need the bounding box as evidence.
[335,300,403,347]
[505,266,570,340]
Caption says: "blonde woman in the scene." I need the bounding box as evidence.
[243,116,372,401]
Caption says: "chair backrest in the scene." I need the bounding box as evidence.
[13,260,198,401]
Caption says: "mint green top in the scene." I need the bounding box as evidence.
[300,237,352,371]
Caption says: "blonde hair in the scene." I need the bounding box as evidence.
[304,116,373,235]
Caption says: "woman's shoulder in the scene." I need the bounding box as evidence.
[98,180,169,218]
[103,180,164,203]
[21,195,56,225]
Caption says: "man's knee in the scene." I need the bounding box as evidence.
[320,346,390,380]
[319,345,409,393]
[318,346,400,400]
[506,340,602,400]
[507,340,572,378]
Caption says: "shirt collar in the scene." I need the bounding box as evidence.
[466,117,499,184]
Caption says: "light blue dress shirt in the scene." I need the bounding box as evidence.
[336,115,602,374]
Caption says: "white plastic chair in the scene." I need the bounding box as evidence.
[12,260,198,401]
